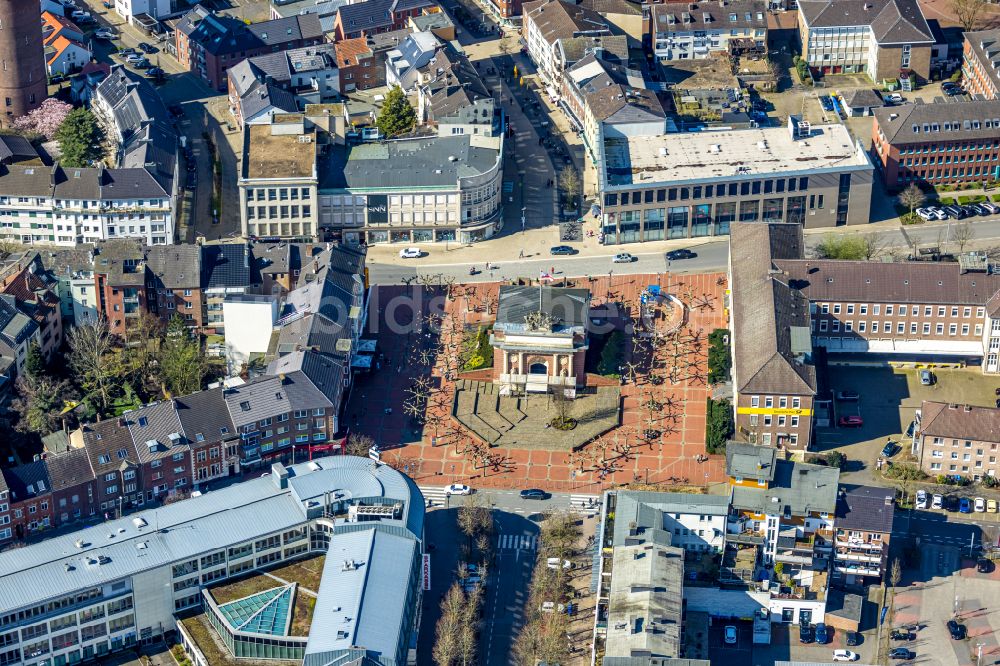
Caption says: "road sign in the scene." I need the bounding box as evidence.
[880,606,888,626]
[368,447,381,463]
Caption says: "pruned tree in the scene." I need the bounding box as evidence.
[345,432,376,457]
[953,0,987,31]
[898,183,925,216]
[953,220,975,253]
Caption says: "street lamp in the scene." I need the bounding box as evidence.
[521,206,526,234]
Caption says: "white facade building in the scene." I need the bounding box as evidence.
[222,294,279,374]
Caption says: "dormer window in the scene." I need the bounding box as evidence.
[729,12,737,21]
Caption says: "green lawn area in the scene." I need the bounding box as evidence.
[264,555,326,592]
[208,574,280,605]
[957,194,987,204]
[290,594,316,636]
[180,614,298,666]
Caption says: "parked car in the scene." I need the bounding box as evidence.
[975,496,986,512]
[944,86,963,96]
[666,248,696,260]
[799,623,814,644]
[932,493,943,509]
[815,623,829,644]
[886,93,904,104]
[836,390,860,401]
[519,488,550,500]
[124,53,146,64]
[845,631,861,646]
[890,629,915,641]
[947,619,966,640]
[839,415,864,428]
[724,626,737,644]
[612,252,634,263]
[977,558,993,573]
[881,441,898,457]
[131,57,150,69]
[138,42,157,53]
[144,67,164,79]
[930,207,949,220]
[960,497,972,514]
[399,247,422,259]
[117,47,138,57]
[94,29,117,39]
[70,9,91,20]
[919,369,935,385]
[915,489,928,510]
[889,648,914,660]
[989,498,998,513]
[944,205,967,219]
[549,245,575,255]
[444,483,472,496]
[832,650,859,662]
[915,208,936,221]
[983,202,1000,214]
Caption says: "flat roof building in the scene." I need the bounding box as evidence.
[598,119,873,245]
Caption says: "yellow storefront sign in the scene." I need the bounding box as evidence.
[736,407,813,416]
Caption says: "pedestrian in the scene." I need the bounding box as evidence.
[519,249,525,258]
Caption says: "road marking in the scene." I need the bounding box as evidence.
[497,534,538,551]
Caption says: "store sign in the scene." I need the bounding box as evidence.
[366,195,388,225]
[422,554,432,590]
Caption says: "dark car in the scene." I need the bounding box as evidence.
[836,390,860,401]
[947,619,966,640]
[890,629,915,641]
[117,47,137,57]
[845,631,861,646]
[138,41,157,53]
[977,558,993,573]
[666,248,696,261]
[814,623,829,644]
[549,245,574,256]
[881,441,898,458]
[799,623,814,644]
[144,67,164,79]
[889,648,914,660]
[168,103,184,118]
[520,488,550,500]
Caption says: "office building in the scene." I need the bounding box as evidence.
[649,0,767,63]
[598,119,874,244]
[962,29,1000,100]
[872,99,1000,190]
[915,400,1000,482]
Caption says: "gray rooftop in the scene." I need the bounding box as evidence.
[495,285,590,329]
[730,459,840,517]
[0,456,423,615]
[873,98,1000,144]
[320,135,501,191]
[725,442,778,481]
[799,0,933,43]
[612,491,730,547]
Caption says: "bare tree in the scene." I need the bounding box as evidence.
[953,0,987,31]
[0,238,22,259]
[898,183,925,216]
[457,493,494,547]
[890,557,902,592]
[953,220,975,253]
[345,432,376,457]
[498,32,513,57]
[863,233,887,261]
[67,317,118,414]
[433,583,464,666]
[557,166,580,209]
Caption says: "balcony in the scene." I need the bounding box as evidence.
[835,537,884,551]
[835,550,883,564]
[834,563,880,577]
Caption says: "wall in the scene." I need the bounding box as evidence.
[132,563,176,640]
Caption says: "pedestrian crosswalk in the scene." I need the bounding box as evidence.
[568,495,600,512]
[497,534,538,551]
[419,486,452,506]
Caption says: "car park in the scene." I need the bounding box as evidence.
[960,498,972,514]
[915,490,928,510]
[444,483,472,495]
[947,619,966,640]
[919,369,935,385]
[889,648,914,660]
[815,623,829,644]
[399,247,422,258]
[932,493,943,509]
[520,488,550,500]
[724,626,737,644]
[977,558,993,573]
[975,497,986,512]
[833,650,859,662]
[612,252,634,263]
[836,390,860,401]
[839,415,864,427]
[666,248,696,260]
[549,245,575,255]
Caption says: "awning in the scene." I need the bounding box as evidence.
[351,355,373,368]
[357,339,377,353]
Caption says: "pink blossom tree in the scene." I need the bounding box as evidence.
[11,99,73,139]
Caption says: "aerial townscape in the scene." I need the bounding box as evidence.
[5,0,1000,662]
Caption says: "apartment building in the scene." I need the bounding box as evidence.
[334,31,411,93]
[598,120,874,245]
[797,0,933,82]
[833,485,894,584]
[962,29,1000,100]
[416,45,498,137]
[0,294,41,382]
[175,6,325,92]
[240,114,504,244]
[610,490,729,553]
[916,401,1000,482]
[561,53,665,164]
[173,389,240,486]
[725,444,839,625]
[145,245,203,329]
[0,457,424,666]
[872,99,1000,190]
[650,0,767,63]
[729,222,816,450]
[201,243,255,332]
[332,0,434,40]
[522,0,610,84]
[0,252,63,361]
[0,461,53,541]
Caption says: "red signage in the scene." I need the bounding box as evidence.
[422,554,431,591]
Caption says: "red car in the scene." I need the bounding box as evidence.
[839,415,864,427]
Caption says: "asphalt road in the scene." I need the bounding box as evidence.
[893,509,994,554]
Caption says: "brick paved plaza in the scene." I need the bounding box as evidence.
[344,272,729,492]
